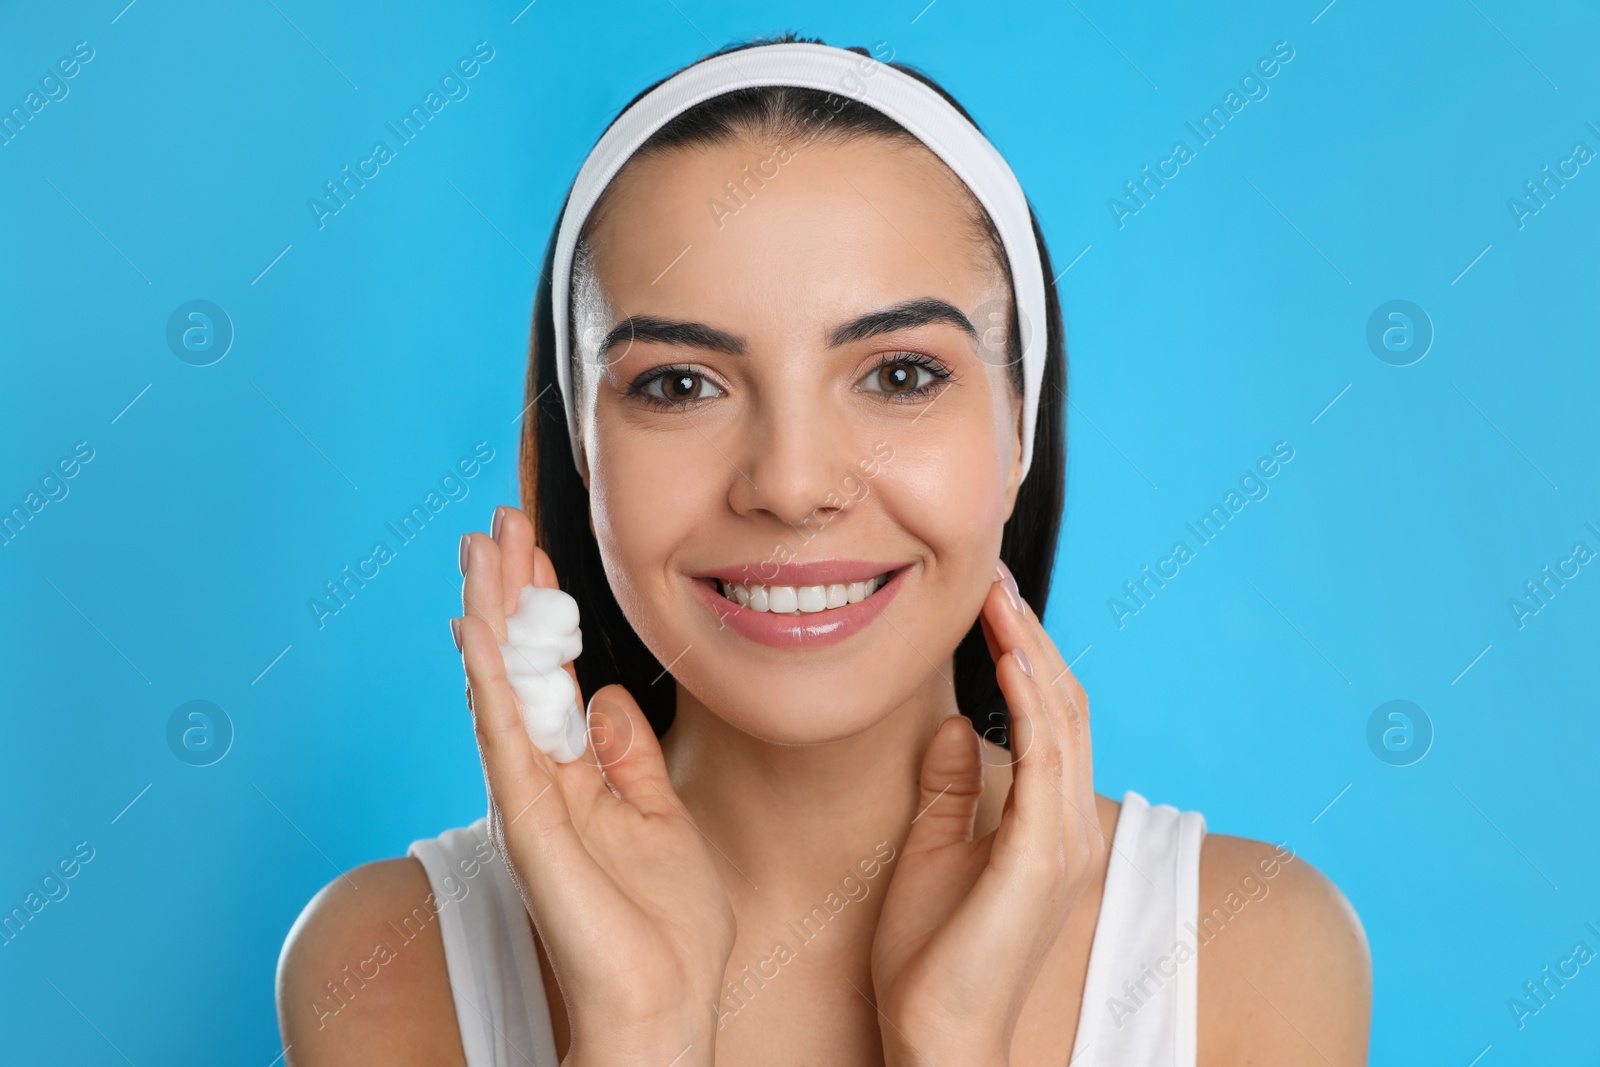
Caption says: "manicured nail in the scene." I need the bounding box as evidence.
[491,506,505,541]
[996,559,1025,614]
[995,565,1024,615]
[1012,646,1033,678]
[459,533,470,576]
[450,617,462,651]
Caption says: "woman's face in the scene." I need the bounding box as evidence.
[577,134,1025,745]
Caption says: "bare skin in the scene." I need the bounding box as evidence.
[277,135,1370,1065]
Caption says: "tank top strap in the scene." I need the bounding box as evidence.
[407,818,560,1067]
[1068,791,1207,1067]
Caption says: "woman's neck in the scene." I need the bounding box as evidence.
[658,665,962,911]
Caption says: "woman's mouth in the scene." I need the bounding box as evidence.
[712,572,893,614]
[689,563,911,649]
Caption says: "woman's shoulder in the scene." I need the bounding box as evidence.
[1194,830,1372,1065]
[276,856,466,1066]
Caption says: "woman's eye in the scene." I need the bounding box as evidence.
[858,355,952,400]
[633,368,724,408]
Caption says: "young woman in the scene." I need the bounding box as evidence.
[277,35,1370,1066]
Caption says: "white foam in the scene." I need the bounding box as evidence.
[499,584,586,763]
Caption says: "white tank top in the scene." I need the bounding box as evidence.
[407,789,1205,1066]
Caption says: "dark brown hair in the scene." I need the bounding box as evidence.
[519,33,1067,747]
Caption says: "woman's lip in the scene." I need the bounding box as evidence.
[690,567,909,650]
[694,560,909,587]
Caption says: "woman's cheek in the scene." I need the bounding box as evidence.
[590,435,684,577]
[961,458,1010,544]
[589,428,722,641]
[893,416,1009,549]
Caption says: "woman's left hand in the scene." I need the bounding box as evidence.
[870,561,1104,1067]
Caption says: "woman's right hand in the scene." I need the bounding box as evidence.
[454,505,735,1066]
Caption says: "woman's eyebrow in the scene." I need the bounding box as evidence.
[826,298,977,347]
[598,298,977,359]
[600,316,746,358]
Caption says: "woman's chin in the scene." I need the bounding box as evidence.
[679,683,911,748]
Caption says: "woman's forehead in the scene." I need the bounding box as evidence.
[583,137,1005,329]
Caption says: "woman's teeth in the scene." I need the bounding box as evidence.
[717,574,890,614]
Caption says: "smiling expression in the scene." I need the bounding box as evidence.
[572,134,1025,744]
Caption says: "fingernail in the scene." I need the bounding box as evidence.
[995,565,1025,615]
[1012,646,1033,678]
[999,559,1021,594]
[450,617,462,651]
[491,506,505,541]
[459,534,470,576]
[996,559,1024,614]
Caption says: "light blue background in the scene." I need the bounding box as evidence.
[3,0,1596,1062]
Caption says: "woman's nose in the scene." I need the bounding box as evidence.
[726,397,862,531]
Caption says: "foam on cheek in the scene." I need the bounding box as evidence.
[499,585,587,763]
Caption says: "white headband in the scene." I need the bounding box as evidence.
[551,41,1048,482]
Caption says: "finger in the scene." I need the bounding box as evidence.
[465,530,596,785]
[1016,613,1086,782]
[1056,661,1090,738]
[585,684,681,815]
[902,715,983,855]
[495,505,538,617]
[987,562,1045,667]
[979,570,1007,664]
[494,506,583,755]
[967,658,1078,967]
[980,571,1102,912]
[531,542,560,590]
[527,542,586,725]
[987,583,1099,849]
[980,563,1028,666]
[978,580,1031,756]
[459,612,587,844]
[459,613,614,927]
[996,580,1093,819]
[1025,613,1083,729]
[999,558,1084,719]
[976,579,1013,752]
[991,639,1066,850]
[982,570,1086,766]
[462,531,507,643]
